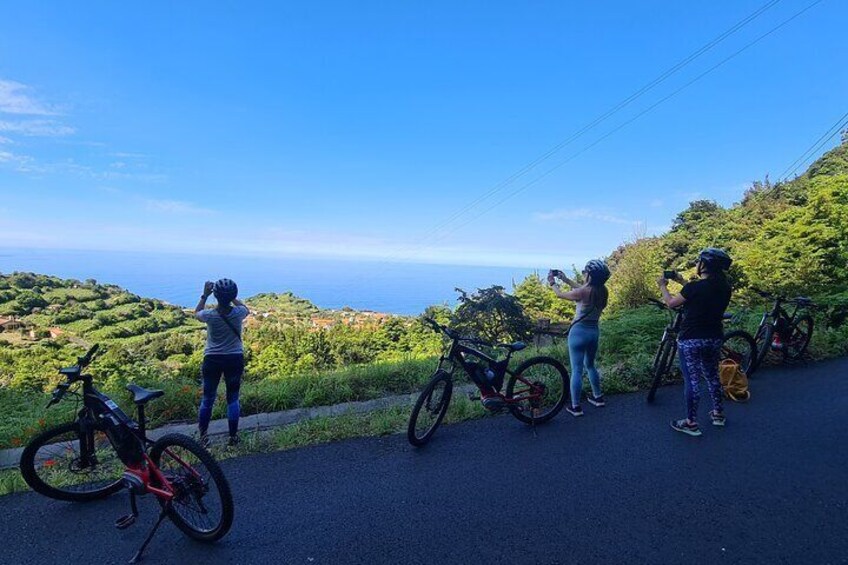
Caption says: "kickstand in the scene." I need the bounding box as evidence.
[531,408,538,438]
[128,502,171,564]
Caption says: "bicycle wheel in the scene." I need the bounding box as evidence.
[647,338,675,404]
[19,421,124,502]
[753,323,773,372]
[784,315,814,361]
[149,433,234,542]
[407,370,453,447]
[505,356,568,424]
[721,330,757,377]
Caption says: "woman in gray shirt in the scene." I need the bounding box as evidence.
[548,260,610,417]
[195,278,249,447]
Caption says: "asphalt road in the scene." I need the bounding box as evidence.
[2,358,847,565]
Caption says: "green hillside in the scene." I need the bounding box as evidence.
[1,141,847,450]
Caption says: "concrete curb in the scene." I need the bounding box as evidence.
[0,385,476,470]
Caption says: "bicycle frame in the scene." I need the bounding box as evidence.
[758,296,803,335]
[69,375,190,501]
[435,332,541,405]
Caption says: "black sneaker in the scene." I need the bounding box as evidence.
[227,435,241,447]
[199,433,211,449]
[481,394,506,412]
[587,395,606,407]
[566,405,584,417]
[670,419,702,437]
[710,411,726,427]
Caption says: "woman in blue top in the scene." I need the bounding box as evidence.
[195,278,250,447]
[548,260,611,417]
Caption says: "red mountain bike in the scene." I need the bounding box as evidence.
[407,318,568,446]
[20,345,234,563]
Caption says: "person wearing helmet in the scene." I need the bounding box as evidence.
[657,248,732,436]
[194,278,250,447]
[548,259,611,416]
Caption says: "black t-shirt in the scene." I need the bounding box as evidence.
[679,278,732,340]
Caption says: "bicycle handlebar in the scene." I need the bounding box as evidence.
[751,288,815,307]
[78,344,100,368]
[46,382,70,409]
[422,317,512,349]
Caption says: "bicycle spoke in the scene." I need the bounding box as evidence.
[158,445,222,533]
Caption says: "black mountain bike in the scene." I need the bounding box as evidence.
[646,298,757,403]
[20,345,234,563]
[407,318,569,446]
[750,288,815,371]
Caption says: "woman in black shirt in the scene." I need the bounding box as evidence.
[657,248,733,436]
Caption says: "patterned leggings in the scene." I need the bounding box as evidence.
[678,339,724,422]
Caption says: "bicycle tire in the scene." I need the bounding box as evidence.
[647,338,675,404]
[407,371,453,447]
[149,433,234,542]
[19,421,124,502]
[784,315,814,361]
[753,323,774,372]
[721,330,758,377]
[505,356,568,424]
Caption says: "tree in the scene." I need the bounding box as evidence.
[451,286,533,343]
[513,274,574,322]
[13,290,48,315]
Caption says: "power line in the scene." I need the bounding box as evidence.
[414,0,827,249]
[777,110,848,181]
[385,0,783,260]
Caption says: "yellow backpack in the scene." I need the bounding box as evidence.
[720,359,750,402]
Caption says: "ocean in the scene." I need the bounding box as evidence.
[0,248,537,315]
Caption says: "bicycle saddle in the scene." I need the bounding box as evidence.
[500,341,526,352]
[126,384,164,405]
[723,313,734,320]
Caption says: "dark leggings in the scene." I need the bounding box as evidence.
[199,354,244,437]
[678,339,724,422]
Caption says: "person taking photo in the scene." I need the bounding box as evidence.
[548,260,611,417]
[657,248,732,437]
[195,278,249,447]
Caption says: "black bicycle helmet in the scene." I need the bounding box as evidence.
[697,248,732,271]
[213,278,238,303]
[584,259,611,285]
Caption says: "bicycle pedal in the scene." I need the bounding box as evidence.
[467,393,481,401]
[115,514,136,530]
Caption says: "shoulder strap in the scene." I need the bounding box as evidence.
[217,309,242,341]
[568,303,596,332]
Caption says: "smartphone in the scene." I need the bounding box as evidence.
[663,270,678,280]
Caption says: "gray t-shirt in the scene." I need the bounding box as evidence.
[574,299,602,327]
[196,305,250,355]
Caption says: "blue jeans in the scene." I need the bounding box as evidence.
[199,354,244,437]
[678,339,723,422]
[568,323,602,407]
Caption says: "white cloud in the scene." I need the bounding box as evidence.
[144,199,216,215]
[534,207,636,226]
[0,135,11,144]
[0,149,37,171]
[0,80,59,115]
[0,119,74,137]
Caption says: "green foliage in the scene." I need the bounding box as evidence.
[513,274,574,322]
[451,285,533,342]
[606,237,666,312]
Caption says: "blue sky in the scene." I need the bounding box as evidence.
[0,0,846,269]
